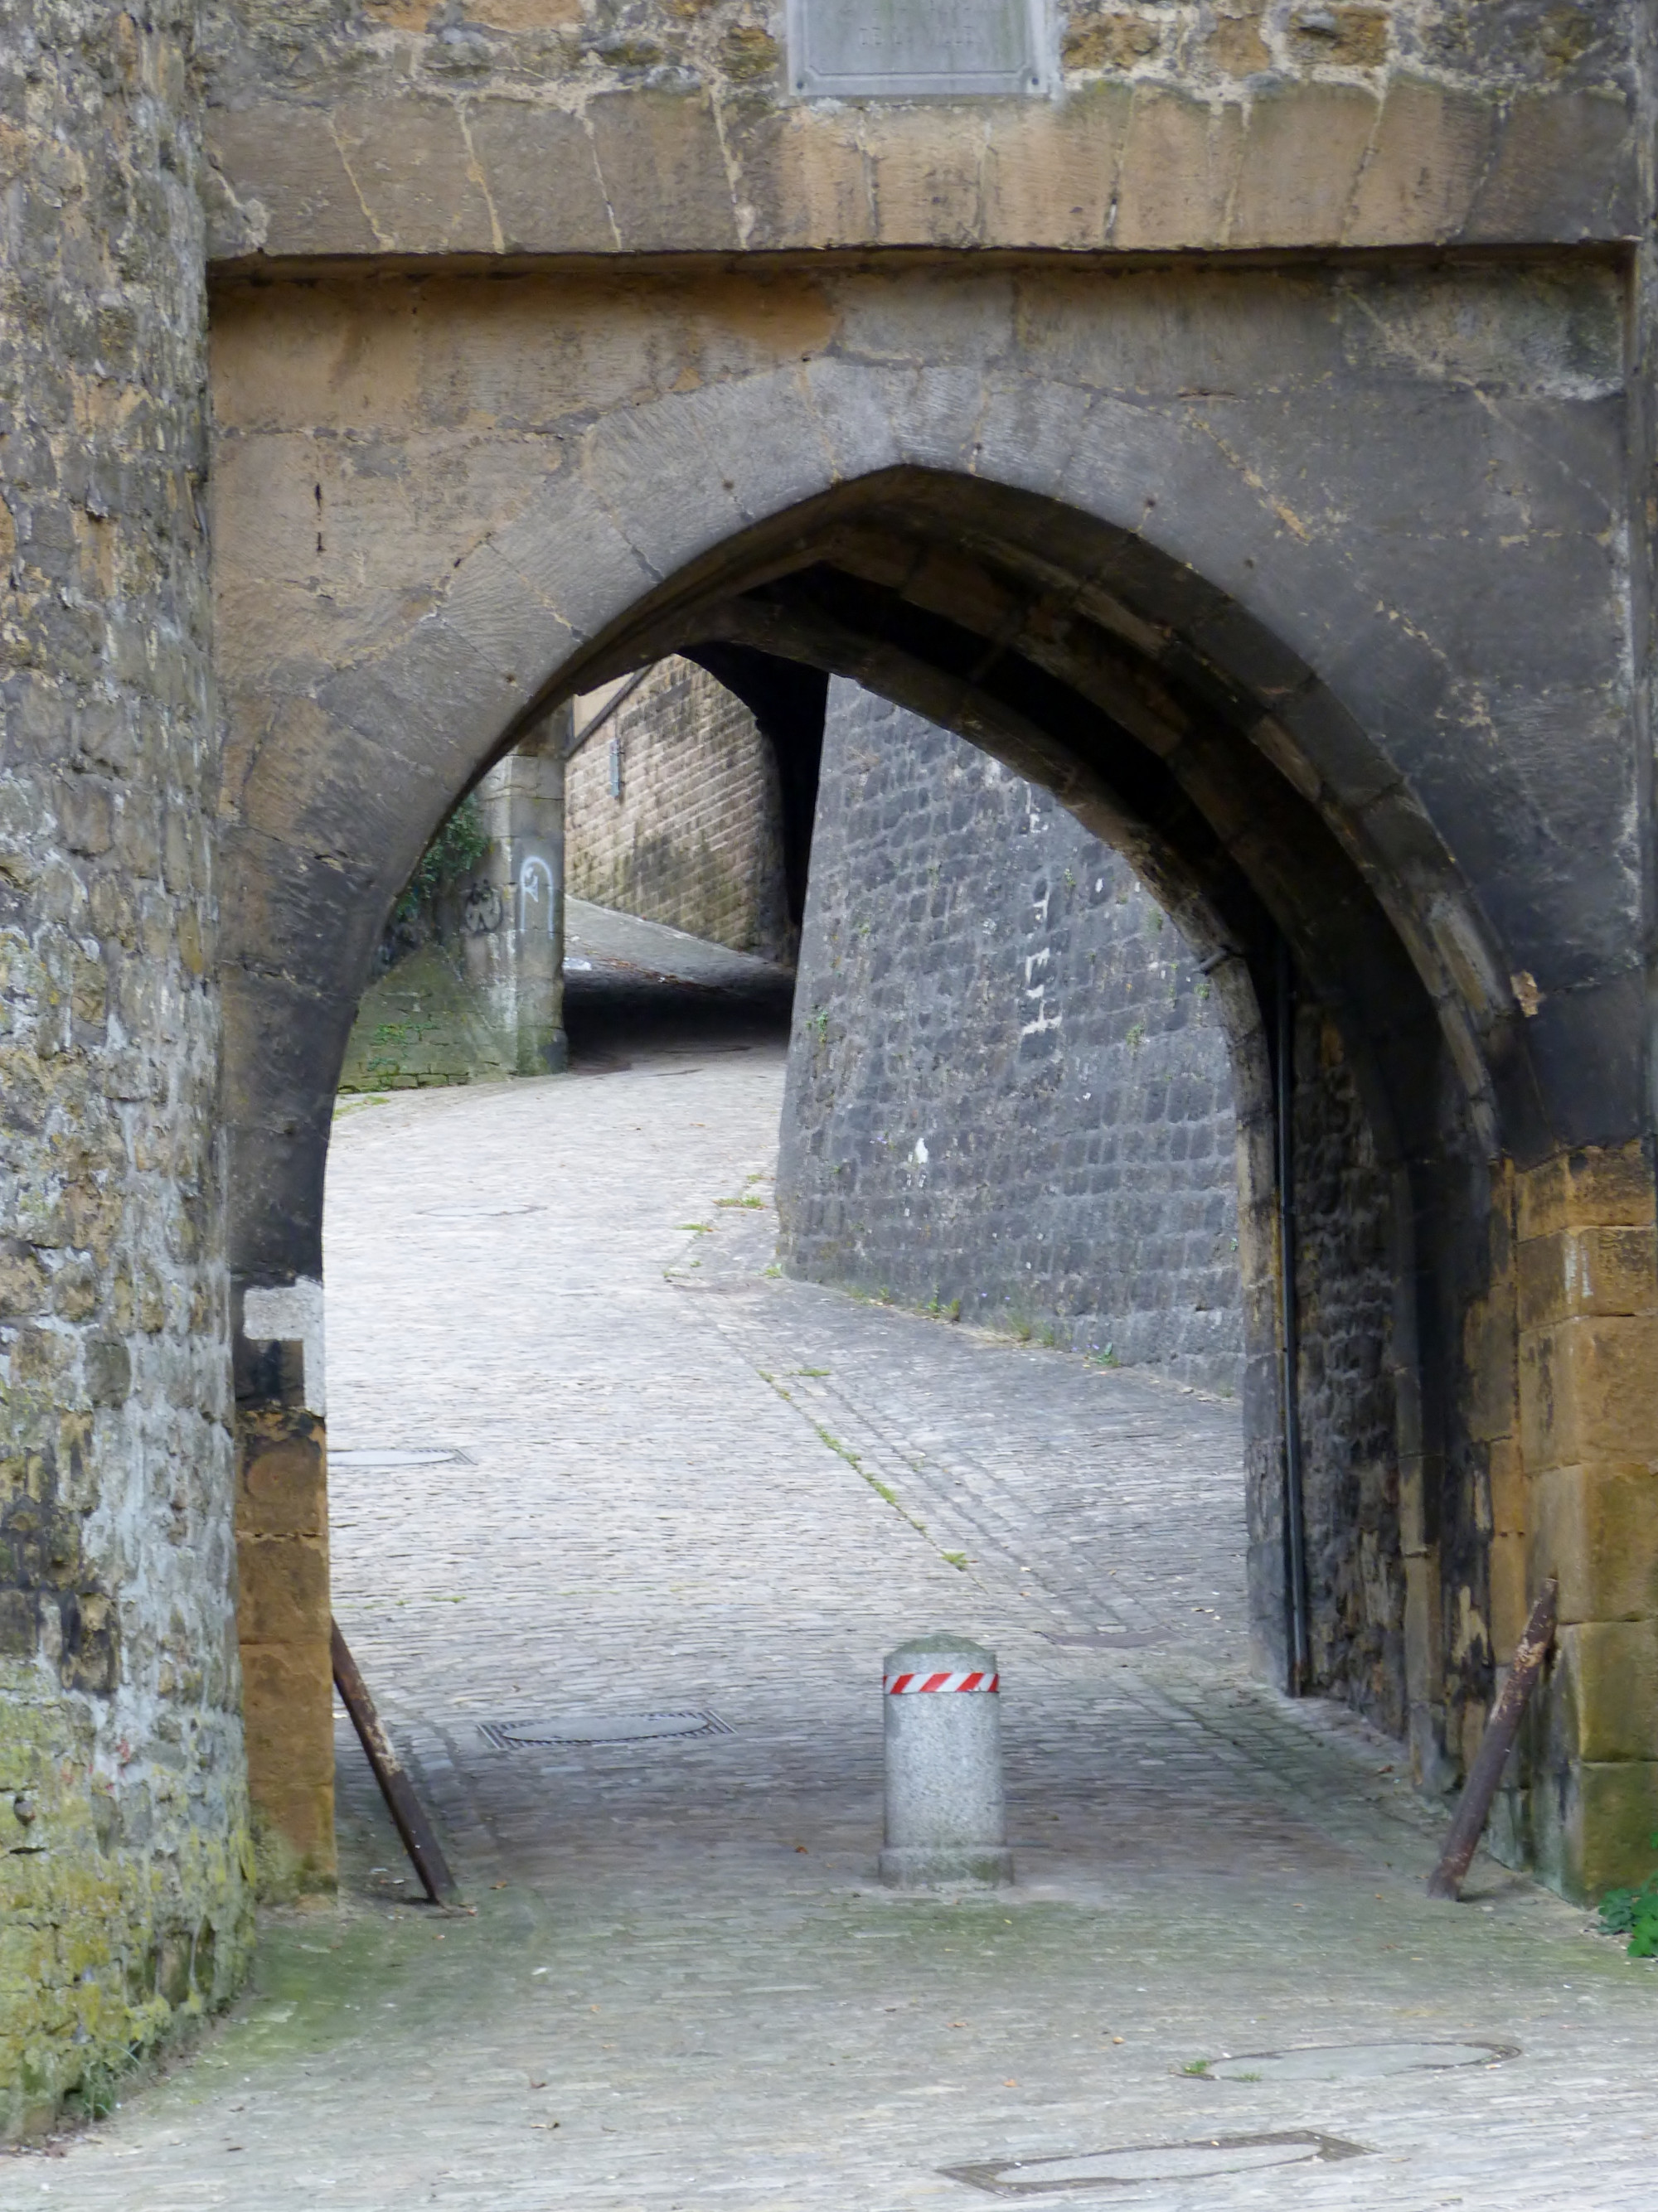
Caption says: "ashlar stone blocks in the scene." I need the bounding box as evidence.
[235,1408,336,1895]
[1514,1145,1658,1898]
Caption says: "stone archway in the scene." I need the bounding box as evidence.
[211,257,1651,1901]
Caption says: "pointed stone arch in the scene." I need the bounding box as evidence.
[212,262,1649,1900]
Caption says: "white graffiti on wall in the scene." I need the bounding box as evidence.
[517,855,555,936]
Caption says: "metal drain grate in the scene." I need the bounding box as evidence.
[479,1710,733,1750]
[944,2132,1367,2196]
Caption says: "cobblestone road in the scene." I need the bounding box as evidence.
[12,931,1656,2210]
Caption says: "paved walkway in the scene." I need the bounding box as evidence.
[12,973,1656,2209]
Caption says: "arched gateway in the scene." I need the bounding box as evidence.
[214,259,1647,1912]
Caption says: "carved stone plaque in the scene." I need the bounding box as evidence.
[786,0,1045,96]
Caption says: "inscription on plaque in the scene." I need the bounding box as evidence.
[787,0,1045,96]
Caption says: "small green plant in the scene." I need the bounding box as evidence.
[1126,1021,1146,1051]
[333,1091,390,1118]
[1599,1837,1658,1958]
[677,1222,712,1234]
[392,791,490,930]
[941,1551,969,1571]
[1179,2058,1210,2076]
[1088,1343,1119,1369]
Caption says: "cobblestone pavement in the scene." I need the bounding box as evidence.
[563,894,795,996]
[13,964,1656,2210]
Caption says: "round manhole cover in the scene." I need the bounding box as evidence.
[1201,2041,1516,2083]
[946,2132,1365,2195]
[479,1711,731,1750]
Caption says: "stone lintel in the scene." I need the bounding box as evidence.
[206,78,1637,266]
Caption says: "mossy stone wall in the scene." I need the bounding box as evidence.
[0,0,253,2135]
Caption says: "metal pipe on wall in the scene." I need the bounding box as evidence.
[1275,936,1311,1695]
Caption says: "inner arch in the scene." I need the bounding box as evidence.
[226,461,1520,1879]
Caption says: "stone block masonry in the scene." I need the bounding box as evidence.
[777,684,1243,1392]
[336,709,567,1092]
[0,0,253,2136]
[771,692,1442,1759]
[566,657,792,965]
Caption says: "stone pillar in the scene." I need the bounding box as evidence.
[234,1294,334,1896]
[0,0,253,2133]
[470,706,568,1077]
[1516,1145,1658,1900]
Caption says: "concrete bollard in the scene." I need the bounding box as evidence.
[878,1634,1013,1889]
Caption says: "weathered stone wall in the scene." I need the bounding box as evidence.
[337,717,568,1091]
[336,942,516,1091]
[199,0,1638,263]
[778,692,1442,1750]
[778,684,1242,1389]
[1290,1006,1408,1740]
[566,656,790,962]
[0,0,252,2135]
[203,94,1656,1893]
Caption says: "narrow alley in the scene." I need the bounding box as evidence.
[17,941,1657,2210]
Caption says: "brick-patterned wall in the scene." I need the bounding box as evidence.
[778,684,1434,1740]
[565,659,790,962]
[778,683,1243,1391]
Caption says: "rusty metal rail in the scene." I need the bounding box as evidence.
[332,1619,463,1907]
[1426,1576,1558,1902]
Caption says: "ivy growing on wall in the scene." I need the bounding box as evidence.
[392,792,489,932]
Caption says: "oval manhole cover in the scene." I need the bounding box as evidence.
[417,1203,547,1222]
[330,1447,473,1469]
[945,2132,1365,2195]
[1041,1630,1165,1651]
[479,1711,732,1750]
[1201,2040,1516,2083]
